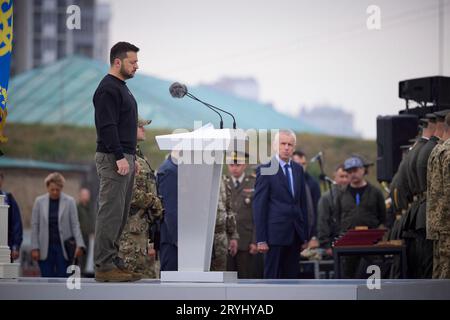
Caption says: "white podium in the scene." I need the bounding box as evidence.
[156,124,246,282]
[0,195,20,278]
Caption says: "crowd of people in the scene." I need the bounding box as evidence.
[3,41,449,282]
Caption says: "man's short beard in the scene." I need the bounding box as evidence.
[119,65,133,79]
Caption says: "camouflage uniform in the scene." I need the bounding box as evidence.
[118,145,164,278]
[211,179,239,271]
[427,138,450,279]
[426,140,445,241]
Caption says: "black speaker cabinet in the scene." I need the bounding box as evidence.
[376,114,419,182]
[399,76,450,105]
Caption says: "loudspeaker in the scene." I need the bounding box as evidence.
[399,76,450,105]
[376,114,419,182]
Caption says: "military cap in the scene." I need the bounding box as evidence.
[344,156,364,171]
[425,113,437,123]
[419,118,429,128]
[400,144,412,150]
[434,109,450,121]
[138,117,152,127]
[400,144,412,155]
[226,151,249,164]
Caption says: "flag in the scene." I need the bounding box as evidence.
[0,0,13,145]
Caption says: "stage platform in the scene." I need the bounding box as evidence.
[1,278,449,300]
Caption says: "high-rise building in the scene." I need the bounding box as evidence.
[11,0,110,76]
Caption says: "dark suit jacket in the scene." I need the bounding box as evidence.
[157,155,178,246]
[253,158,309,246]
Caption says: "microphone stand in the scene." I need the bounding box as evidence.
[186,93,237,129]
[185,93,224,129]
[185,92,239,164]
[316,154,341,247]
[317,155,334,199]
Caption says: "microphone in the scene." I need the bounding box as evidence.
[169,82,237,129]
[169,82,187,98]
[170,82,223,128]
[318,174,335,184]
[323,176,335,184]
[310,151,323,163]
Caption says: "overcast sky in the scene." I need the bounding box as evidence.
[100,0,450,139]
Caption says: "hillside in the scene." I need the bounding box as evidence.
[1,123,380,188]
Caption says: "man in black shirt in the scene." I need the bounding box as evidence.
[93,42,140,282]
[336,156,386,278]
[337,157,386,233]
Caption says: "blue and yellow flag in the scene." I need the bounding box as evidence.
[0,0,13,144]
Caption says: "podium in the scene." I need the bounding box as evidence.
[0,195,20,278]
[156,124,247,282]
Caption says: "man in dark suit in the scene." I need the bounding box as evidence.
[157,152,179,271]
[253,130,309,279]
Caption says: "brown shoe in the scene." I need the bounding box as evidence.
[125,269,143,281]
[112,257,142,281]
[124,270,142,281]
[131,272,143,281]
[95,267,136,282]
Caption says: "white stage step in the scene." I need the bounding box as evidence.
[0,278,449,300]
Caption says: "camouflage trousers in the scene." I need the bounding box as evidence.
[211,232,229,271]
[118,213,158,278]
[433,232,450,279]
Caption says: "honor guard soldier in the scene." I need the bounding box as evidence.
[413,112,447,278]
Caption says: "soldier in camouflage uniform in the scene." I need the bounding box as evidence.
[211,176,239,271]
[426,110,450,279]
[118,118,164,278]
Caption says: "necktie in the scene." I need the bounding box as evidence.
[284,163,294,196]
[235,180,240,189]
